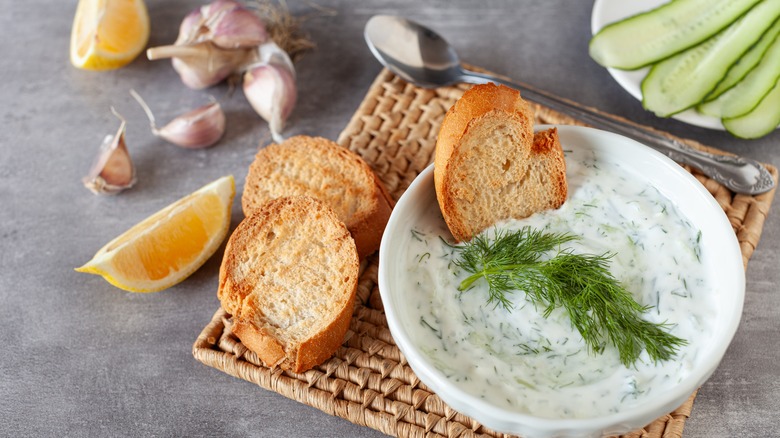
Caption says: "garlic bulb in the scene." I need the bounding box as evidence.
[201,0,241,17]
[147,42,253,89]
[175,10,205,45]
[148,0,272,89]
[83,109,136,195]
[207,4,268,49]
[243,42,297,143]
[178,0,268,49]
[130,90,226,149]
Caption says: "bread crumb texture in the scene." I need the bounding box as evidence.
[242,135,391,259]
[218,196,359,372]
[434,83,567,241]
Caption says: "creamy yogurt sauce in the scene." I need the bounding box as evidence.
[401,147,715,419]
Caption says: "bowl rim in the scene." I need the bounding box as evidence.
[378,124,745,436]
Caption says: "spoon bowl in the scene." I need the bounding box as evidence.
[365,15,463,88]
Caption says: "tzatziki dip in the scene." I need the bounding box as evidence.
[400,146,715,419]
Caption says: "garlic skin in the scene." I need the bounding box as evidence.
[175,10,205,45]
[130,90,226,149]
[148,0,269,89]
[201,0,240,17]
[148,42,253,89]
[155,102,226,149]
[257,40,296,74]
[176,0,267,49]
[209,6,268,49]
[243,42,297,143]
[83,112,136,195]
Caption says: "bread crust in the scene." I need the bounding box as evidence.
[532,127,568,208]
[218,196,359,373]
[434,83,567,241]
[242,136,391,259]
[435,84,534,199]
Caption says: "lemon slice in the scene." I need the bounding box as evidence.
[77,175,235,292]
[70,0,150,70]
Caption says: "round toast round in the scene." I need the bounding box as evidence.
[218,195,359,373]
[242,136,392,259]
[434,83,567,242]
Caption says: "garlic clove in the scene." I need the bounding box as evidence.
[209,7,268,49]
[175,9,206,45]
[243,57,297,143]
[83,110,136,195]
[256,41,296,77]
[178,0,268,49]
[130,90,226,149]
[148,42,254,89]
[201,0,242,19]
[156,102,226,149]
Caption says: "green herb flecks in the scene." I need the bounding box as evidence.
[451,227,687,366]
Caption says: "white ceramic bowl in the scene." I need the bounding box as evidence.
[378,125,744,438]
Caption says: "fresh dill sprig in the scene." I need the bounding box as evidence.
[451,227,687,366]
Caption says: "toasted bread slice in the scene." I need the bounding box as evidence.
[434,83,567,241]
[218,196,359,373]
[242,136,392,260]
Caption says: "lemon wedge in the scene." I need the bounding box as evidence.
[77,175,235,292]
[70,0,150,70]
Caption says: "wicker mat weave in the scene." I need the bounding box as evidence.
[194,69,778,438]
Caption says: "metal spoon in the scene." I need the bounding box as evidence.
[364,15,775,195]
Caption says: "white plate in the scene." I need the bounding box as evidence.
[591,0,725,130]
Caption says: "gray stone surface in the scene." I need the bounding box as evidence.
[1,0,778,436]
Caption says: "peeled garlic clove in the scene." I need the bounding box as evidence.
[148,42,253,89]
[83,111,136,195]
[131,90,226,149]
[243,61,297,144]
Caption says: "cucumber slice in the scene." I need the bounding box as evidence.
[698,31,780,118]
[641,1,780,117]
[589,0,762,70]
[723,80,780,139]
[705,17,780,102]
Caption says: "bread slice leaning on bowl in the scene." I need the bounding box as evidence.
[218,195,359,373]
[242,135,392,260]
[434,83,567,242]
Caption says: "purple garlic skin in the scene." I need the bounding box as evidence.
[178,0,268,49]
[176,9,204,45]
[156,42,252,90]
[201,0,241,18]
[210,6,268,49]
[130,90,226,149]
[243,41,297,143]
[243,61,297,143]
[155,102,226,149]
[83,117,136,195]
[149,0,269,89]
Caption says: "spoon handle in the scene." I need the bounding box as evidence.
[460,70,775,195]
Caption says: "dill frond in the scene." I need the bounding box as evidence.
[452,227,687,366]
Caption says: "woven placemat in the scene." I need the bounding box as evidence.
[194,69,778,438]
